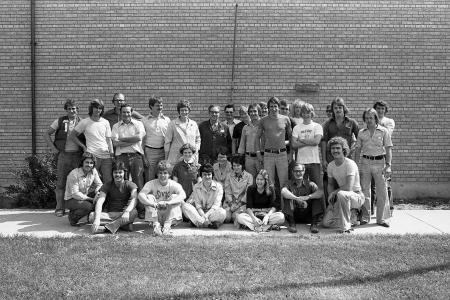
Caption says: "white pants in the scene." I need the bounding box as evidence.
[182,202,226,227]
[236,211,285,231]
[322,191,364,231]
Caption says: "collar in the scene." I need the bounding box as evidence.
[118,119,138,126]
[77,167,94,178]
[201,180,218,191]
[290,178,306,188]
[175,117,190,125]
[362,124,383,132]
[147,113,168,120]
[331,115,350,123]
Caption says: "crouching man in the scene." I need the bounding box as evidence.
[281,163,324,234]
[182,163,227,229]
[90,161,138,234]
[138,161,186,236]
[323,137,364,233]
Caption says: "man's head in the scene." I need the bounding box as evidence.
[300,103,316,120]
[88,99,105,117]
[208,105,220,123]
[112,160,127,184]
[177,99,191,117]
[120,104,133,124]
[156,160,171,185]
[199,163,214,185]
[325,104,333,119]
[292,99,305,118]
[362,108,379,127]
[373,100,389,118]
[230,154,245,176]
[79,152,96,172]
[328,136,350,160]
[291,163,306,181]
[267,96,280,117]
[112,93,126,109]
[224,104,235,122]
[331,97,349,119]
[248,103,261,121]
[148,96,163,114]
[258,101,268,117]
[238,105,250,124]
[280,99,290,116]
[64,99,78,118]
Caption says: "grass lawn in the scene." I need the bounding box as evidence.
[0,234,449,299]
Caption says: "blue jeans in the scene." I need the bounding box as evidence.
[264,152,289,209]
[55,151,82,210]
[95,157,113,183]
[144,147,165,181]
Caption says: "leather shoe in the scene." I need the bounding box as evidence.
[287,223,297,233]
[377,221,390,228]
[310,223,319,234]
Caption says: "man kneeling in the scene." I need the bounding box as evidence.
[182,163,227,229]
[90,161,138,234]
[138,161,186,236]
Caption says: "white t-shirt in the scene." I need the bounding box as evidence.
[50,118,79,152]
[140,179,184,220]
[292,121,323,164]
[74,117,111,159]
[327,158,361,193]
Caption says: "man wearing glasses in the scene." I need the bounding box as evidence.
[103,93,143,129]
[222,104,240,138]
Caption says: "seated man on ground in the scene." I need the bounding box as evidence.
[182,163,227,229]
[223,154,253,223]
[213,146,232,188]
[138,161,186,236]
[281,163,324,234]
[322,137,364,233]
[90,161,138,234]
[64,152,102,226]
[236,169,285,232]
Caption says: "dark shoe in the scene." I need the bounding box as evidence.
[360,220,369,226]
[55,209,65,217]
[138,211,145,220]
[269,224,281,231]
[377,221,390,228]
[287,223,297,233]
[120,223,134,232]
[208,222,219,229]
[338,228,353,234]
[310,223,319,234]
[68,211,80,226]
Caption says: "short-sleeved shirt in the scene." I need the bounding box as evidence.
[100,180,137,212]
[356,125,393,157]
[327,158,361,193]
[172,160,200,198]
[140,179,184,220]
[246,185,279,210]
[283,179,318,198]
[74,117,111,158]
[111,119,145,155]
[379,117,395,136]
[292,121,323,164]
[322,116,359,163]
[50,118,79,152]
[142,114,170,148]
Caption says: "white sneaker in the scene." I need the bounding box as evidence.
[162,226,172,236]
[153,224,162,236]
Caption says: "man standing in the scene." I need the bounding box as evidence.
[238,104,262,179]
[103,93,143,128]
[182,163,227,228]
[222,104,240,138]
[70,99,114,183]
[255,97,292,196]
[44,99,84,217]
[138,161,186,236]
[198,105,232,165]
[323,137,364,233]
[355,108,392,227]
[111,104,146,218]
[232,105,250,154]
[90,161,138,234]
[142,96,170,181]
[281,163,324,234]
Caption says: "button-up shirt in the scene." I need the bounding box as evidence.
[356,125,393,156]
[64,168,102,200]
[238,122,260,154]
[224,170,253,207]
[142,114,170,148]
[213,161,232,187]
[111,119,145,155]
[192,180,223,212]
[322,116,359,163]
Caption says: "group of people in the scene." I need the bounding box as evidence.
[45,93,395,235]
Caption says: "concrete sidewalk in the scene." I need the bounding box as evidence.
[0,209,449,238]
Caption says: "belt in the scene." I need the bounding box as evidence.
[363,155,385,160]
[119,152,141,157]
[264,148,286,154]
[145,145,164,150]
[245,152,263,157]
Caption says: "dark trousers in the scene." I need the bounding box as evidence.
[283,197,323,224]
[66,198,94,223]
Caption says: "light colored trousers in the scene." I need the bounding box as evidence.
[360,158,391,223]
[224,205,246,223]
[144,147,165,181]
[236,211,285,231]
[182,202,226,227]
[245,155,261,181]
[322,191,364,231]
[263,152,289,191]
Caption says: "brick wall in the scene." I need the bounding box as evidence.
[1,0,449,190]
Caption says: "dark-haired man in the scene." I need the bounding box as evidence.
[70,99,114,183]
[44,99,84,217]
[90,161,138,234]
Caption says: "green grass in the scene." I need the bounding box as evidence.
[0,235,449,299]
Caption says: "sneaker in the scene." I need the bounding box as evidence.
[55,209,65,217]
[153,224,163,236]
[208,222,219,229]
[162,226,172,236]
[310,223,319,234]
[377,221,390,228]
[68,211,79,226]
[287,223,297,233]
[350,209,359,227]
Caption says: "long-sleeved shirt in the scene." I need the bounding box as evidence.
[191,180,223,212]
[64,167,102,200]
[224,171,253,208]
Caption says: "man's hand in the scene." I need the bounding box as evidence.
[91,219,101,234]
[256,152,263,164]
[322,161,328,172]
[328,191,337,204]
[296,199,308,209]
[383,165,392,177]
[143,157,150,168]
[157,202,168,210]
[121,211,130,223]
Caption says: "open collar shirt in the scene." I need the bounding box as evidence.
[192,180,223,212]
[142,114,170,148]
[356,125,393,156]
[64,167,102,201]
[111,119,145,155]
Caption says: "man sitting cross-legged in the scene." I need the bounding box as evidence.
[281,163,324,234]
[90,161,138,234]
[138,161,186,236]
[182,163,227,229]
